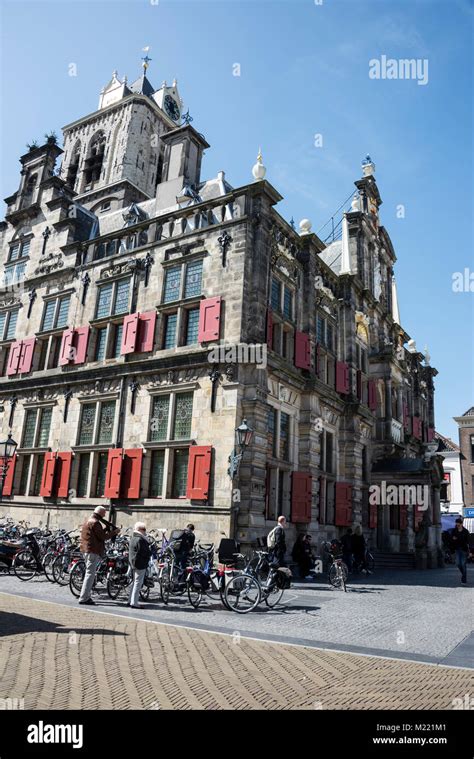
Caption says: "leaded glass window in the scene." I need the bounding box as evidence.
[95,328,107,361]
[95,452,108,497]
[97,283,113,318]
[21,240,31,257]
[112,324,123,358]
[19,455,30,495]
[38,408,52,447]
[150,395,170,441]
[279,412,290,461]
[42,301,56,331]
[113,279,130,315]
[22,409,37,448]
[163,267,181,303]
[9,243,20,261]
[78,403,95,446]
[185,309,199,345]
[317,314,325,345]
[283,286,293,320]
[149,450,165,497]
[56,297,70,328]
[32,457,44,496]
[184,260,203,298]
[271,279,281,311]
[172,449,189,497]
[6,310,18,340]
[326,322,334,352]
[97,401,116,444]
[267,406,277,457]
[173,393,193,439]
[164,314,177,349]
[77,454,90,497]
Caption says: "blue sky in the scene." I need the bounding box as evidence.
[1,0,472,439]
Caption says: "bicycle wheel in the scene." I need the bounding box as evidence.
[69,561,85,598]
[52,554,73,586]
[0,560,10,574]
[13,550,37,581]
[159,566,170,605]
[107,568,128,600]
[264,584,284,608]
[139,583,150,601]
[187,581,203,608]
[225,575,261,614]
[328,562,348,588]
[43,551,57,583]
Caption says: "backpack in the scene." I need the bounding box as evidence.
[267,526,279,550]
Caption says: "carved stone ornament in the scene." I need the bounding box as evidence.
[81,379,121,396]
[34,252,64,276]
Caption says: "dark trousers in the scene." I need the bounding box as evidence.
[455,549,468,582]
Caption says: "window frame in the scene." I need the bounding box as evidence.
[40,294,71,333]
[20,405,54,450]
[76,399,118,447]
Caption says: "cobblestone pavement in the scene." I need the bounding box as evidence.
[0,566,472,666]
[1,592,473,710]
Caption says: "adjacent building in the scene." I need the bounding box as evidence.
[454,407,474,519]
[0,64,444,564]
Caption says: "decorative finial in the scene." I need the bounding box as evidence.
[407,339,417,353]
[362,154,376,177]
[351,193,360,212]
[252,148,266,181]
[182,109,193,126]
[172,78,177,87]
[141,46,152,72]
[299,218,312,235]
[424,345,431,365]
[289,217,296,230]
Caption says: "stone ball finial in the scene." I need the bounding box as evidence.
[299,218,312,235]
[252,148,266,181]
[407,339,417,353]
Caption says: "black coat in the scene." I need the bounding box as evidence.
[451,527,470,552]
[129,533,152,570]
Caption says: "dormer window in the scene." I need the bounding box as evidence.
[21,174,37,208]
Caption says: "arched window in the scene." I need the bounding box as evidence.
[22,173,37,207]
[83,132,106,188]
[67,141,81,190]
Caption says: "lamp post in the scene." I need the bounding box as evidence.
[0,433,18,502]
[228,419,253,479]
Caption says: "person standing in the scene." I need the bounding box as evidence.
[268,515,287,567]
[451,517,469,585]
[78,506,120,605]
[128,522,151,608]
[174,523,196,576]
[352,525,369,574]
[292,534,313,579]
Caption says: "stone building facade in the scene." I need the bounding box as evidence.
[454,407,474,513]
[0,66,443,562]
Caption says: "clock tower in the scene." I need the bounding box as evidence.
[59,61,184,214]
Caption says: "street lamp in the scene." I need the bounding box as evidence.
[228,419,253,479]
[0,433,17,502]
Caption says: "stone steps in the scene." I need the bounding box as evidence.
[372,551,416,569]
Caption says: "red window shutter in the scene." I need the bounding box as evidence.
[356,369,362,401]
[427,427,435,443]
[39,452,57,497]
[73,327,90,365]
[104,449,123,498]
[198,297,222,342]
[136,311,156,353]
[335,361,349,394]
[18,337,35,374]
[400,505,408,531]
[291,471,312,523]
[318,476,326,524]
[368,379,377,411]
[121,448,143,499]
[412,417,421,439]
[335,482,352,526]
[186,446,212,500]
[1,454,17,496]
[369,503,378,529]
[6,341,23,376]
[121,313,139,355]
[266,307,273,349]
[294,331,311,370]
[56,452,73,497]
[59,329,75,366]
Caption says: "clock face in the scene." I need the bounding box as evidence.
[164,94,180,122]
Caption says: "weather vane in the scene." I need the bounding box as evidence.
[141,46,152,72]
[182,110,193,126]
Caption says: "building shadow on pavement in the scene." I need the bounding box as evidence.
[0,610,127,638]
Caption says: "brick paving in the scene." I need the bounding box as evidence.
[1,592,473,710]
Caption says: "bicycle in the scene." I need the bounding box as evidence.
[321,541,348,591]
[224,550,290,613]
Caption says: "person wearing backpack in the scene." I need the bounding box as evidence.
[174,523,196,576]
[451,517,469,585]
[267,515,287,567]
[128,521,151,609]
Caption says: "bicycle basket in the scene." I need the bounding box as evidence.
[276,567,292,589]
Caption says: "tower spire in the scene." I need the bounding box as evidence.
[141,46,152,73]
